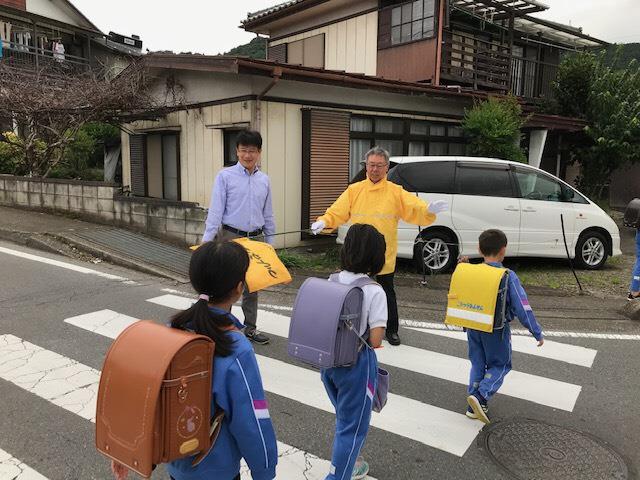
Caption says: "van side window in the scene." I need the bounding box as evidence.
[456,165,514,197]
[388,161,455,193]
[514,168,588,203]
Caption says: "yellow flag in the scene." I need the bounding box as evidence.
[233,238,292,293]
[189,240,292,292]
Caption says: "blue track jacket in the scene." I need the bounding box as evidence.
[489,261,543,340]
[167,309,278,480]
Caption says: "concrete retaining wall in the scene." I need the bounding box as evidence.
[0,175,206,246]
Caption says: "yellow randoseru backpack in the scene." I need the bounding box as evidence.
[445,263,509,333]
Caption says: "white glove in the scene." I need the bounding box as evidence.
[310,220,326,235]
[428,200,449,214]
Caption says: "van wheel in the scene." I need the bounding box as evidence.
[414,231,458,274]
[574,231,608,270]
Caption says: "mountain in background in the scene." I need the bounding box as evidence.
[601,43,640,69]
[225,36,267,59]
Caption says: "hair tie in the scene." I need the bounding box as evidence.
[198,294,210,302]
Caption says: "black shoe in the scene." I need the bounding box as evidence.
[245,329,270,345]
[386,332,401,346]
[628,292,640,301]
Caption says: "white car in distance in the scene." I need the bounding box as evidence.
[337,156,622,274]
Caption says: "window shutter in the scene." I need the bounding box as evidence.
[303,34,325,69]
[129,134,146,196]
[267,43,287,63]
[302,109,350,229]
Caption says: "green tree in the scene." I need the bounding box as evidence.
[461,95,527,163]
[225,37,267,60]
[552,52,640,197]
[49,122,121,180]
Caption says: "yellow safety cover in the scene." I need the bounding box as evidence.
[189,240,292,293]
[445,263,507,333]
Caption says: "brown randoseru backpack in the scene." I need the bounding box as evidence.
[96,321,220,478]
[624,198,640,229]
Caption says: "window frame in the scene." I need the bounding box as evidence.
[386,0,438,49]
[286,33,325,69]
[455,162,518,198]
[348,114,468,182]
[513,166,590,204]
[388,160,457,193]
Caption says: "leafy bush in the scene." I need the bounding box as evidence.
[461,95,527,163]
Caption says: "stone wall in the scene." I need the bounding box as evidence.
[0,175,206,246]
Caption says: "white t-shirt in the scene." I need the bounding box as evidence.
[332,271,388,336]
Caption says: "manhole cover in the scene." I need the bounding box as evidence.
[480,418,628,480]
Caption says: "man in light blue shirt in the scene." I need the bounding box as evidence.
[202,130,275,345]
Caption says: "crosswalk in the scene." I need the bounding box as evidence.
[0,247,604,480]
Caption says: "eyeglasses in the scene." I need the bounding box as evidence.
[366,162,388,170]
[238,148,260,155]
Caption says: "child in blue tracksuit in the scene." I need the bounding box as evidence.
[628,229,640,301]
[463,229,544,424]
[322,224,388,480]
[110,241,278,480]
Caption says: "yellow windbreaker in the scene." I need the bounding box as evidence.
[318,177,436,275]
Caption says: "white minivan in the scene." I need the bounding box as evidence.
[337,156,622,273]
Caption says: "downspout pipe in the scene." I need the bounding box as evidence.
[255,66,282,131]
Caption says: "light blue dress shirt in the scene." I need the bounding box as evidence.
[202,162,275,244]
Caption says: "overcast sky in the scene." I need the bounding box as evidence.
[70,0,640,55]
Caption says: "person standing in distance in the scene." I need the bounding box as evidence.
[202,130,274,345]
[310,146,449,346]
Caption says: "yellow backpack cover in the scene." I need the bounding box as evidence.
[445,263,507,332]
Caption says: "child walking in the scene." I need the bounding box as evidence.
[322,223,388,480]
[464,229,544,424]
[111,240,278,480]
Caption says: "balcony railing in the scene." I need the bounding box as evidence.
[0,41,90,74]
[440,30,558,99]
[510,55,558,100]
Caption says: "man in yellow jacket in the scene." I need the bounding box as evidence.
[311,146,449,346]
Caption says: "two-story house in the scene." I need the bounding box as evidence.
[119,0,603,248]
[252,0,604,97]
[0,0,142,81]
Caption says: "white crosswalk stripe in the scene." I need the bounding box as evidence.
[0,334,99,422]
[404,327,597,368]
[0,447,49,480]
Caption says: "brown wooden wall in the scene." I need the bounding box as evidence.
[302,109,350,229]
[0,0,26,10]
[376,38,439,83]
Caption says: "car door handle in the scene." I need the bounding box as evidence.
[504,206,519,212]
[523,208,536,212]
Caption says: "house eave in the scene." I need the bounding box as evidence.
[242,0,330,32]
[0,4,103,36]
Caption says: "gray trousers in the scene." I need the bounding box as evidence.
[216,228,260,330]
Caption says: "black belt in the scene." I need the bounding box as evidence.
[222,224,264,238]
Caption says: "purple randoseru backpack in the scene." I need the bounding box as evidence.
[288,274,375,369]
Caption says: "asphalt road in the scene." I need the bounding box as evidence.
[0,239,638,480]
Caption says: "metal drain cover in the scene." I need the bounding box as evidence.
[480,418,628,480]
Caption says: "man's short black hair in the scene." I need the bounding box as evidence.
[340,224,386,275]
[236,130,262,150]
[479,229,508,257]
